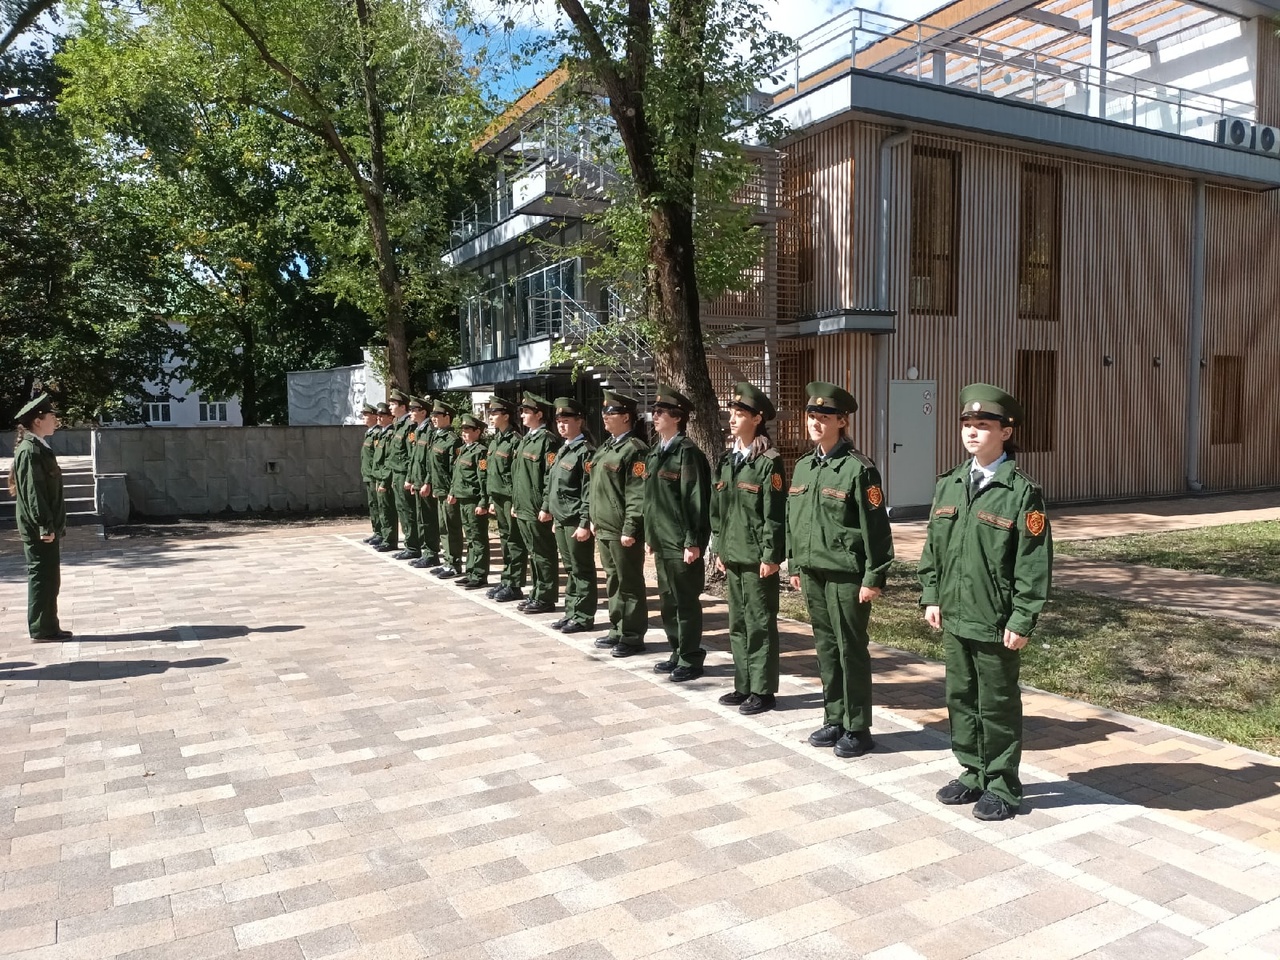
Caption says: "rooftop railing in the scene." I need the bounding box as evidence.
[773,7,1254,140]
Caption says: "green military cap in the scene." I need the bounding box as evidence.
[554,396,585,418]
[457,412,484,431]
[959,383,1023,426]
[431,398,455,416]
[805,381,857,415]
[360,403,377,415]
[601,390,638,414]
[728,381,776,421]
[375,402,391,415]
[407,395,428,411]
[520,391,552,412]
[487,395,517,414]
[652,383,693,413]
[387,388,409,405]
[13,393,55,423]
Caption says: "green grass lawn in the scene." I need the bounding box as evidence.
[770,563,1280,756]
[1055,520,1280,584]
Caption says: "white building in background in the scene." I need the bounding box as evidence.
[103,322,243,428]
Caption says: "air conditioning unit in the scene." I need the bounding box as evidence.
[1256,124,1280,155]
[1216,117,1254,149]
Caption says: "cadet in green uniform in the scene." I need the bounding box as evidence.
[450,413,491,590]
[408,396,441,568]
[511,392,561,615]
[10,394,70,641]
[643,385,712,682]
[428,399,464,578]
[387,389,420,561]
[372,403,398,551]
[587,391,650,657]
[787,382,894,759]
[711,382,785,715]
[484,396,526,602]
[918,384,1053,822]
[359,404,383,545]
[547,398,596,633]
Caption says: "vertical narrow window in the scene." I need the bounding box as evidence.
[780,145,815,316]
[143,402,171,423]
[1018,164,1062,321]
[1211,355,1243,445]
[1014,350,1056,453]
[909,146,959,314]
[774,344,816,466]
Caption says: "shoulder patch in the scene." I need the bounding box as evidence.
[852,450,876,470]
[1026,510,1046,536]
[546,452,557,466]
[632,462,646,479]
[770,473,783,491]
[762,448,780,460]
[1013,465,1044,489]
[866,485,884,508]
[479,458,487,471]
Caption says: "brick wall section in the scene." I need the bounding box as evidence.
[94,426,365,516]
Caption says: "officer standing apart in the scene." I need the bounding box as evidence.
[407,396,441,568]
[359,403,382,546]
[787,382,894,758]
[449,412,491,590]
[484,396,526,603]
[711,382,785,715]
[9,394,70,641]
[511,392,561,615]
[643,385,711,682]
[372,402,398,552]
[547,398,597,634]
[587,391,650,658]
[387,389,420,561]
[428,399,464,578]
[918,383,1052,822]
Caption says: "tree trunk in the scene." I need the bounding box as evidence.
[648,201,723,459]
[239,311,258,426]
[362,192,410,390]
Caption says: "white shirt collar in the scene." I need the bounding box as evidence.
[34,434,51,449]
[970,453,1008,488]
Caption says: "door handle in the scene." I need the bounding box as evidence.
[892,443,903,453]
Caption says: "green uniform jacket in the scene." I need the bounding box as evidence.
[643,434,711,559]
[587,433,649,540]
[512,428,561,520]
[360,428,377,483]
[450,440,487,500]
[786,441,893,587]
[547,436,594,529]
[13,435,66,542]
[917,458,1053,643]
[372,425,394,481]
[409,422,433,489]
[483,428,519,502]
[387,415,413,475]
[710,448,786,566]
[428,429,462,499]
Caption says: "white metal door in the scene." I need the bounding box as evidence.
[887,380,938,513]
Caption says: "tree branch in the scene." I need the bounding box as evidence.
[0,0,56,59]
[233,97,327,141]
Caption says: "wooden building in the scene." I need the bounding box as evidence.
[434,0,1280,511]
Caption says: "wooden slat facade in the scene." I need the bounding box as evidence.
[769,118,1280,502]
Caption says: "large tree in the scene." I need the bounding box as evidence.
[524,0,791,454]
[63,0,487,393]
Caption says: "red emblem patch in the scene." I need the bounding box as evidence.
[546,453,556,466]
[478,459,487,471]
[632,462,646,478]
[771,473,783,491]
[1026,510,1046,536]
[866,485,884,508]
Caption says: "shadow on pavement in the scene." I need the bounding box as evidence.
[71,624,303,643]
[0,657,229,682]
[1068,761,1280,811]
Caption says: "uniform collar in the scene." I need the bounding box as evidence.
[659,432,684,452]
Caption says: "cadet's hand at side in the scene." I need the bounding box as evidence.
[858,586,881,603]
[789,574,802,591]
[924,605,941,630]
[760,561,779,578]
[1003,629,1027,651]
[683,546,701,564]
[572,526,592,542]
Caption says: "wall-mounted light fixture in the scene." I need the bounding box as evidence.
[1153,356,1162,368]
[1103,355,1114,367]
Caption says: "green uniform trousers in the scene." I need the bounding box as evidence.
[392,473,419,553]
[459,500,490,582]
[436,497,463,567]
[365,481,380,536]
[491,496,525,589]
[945,630,1023,807]
[376,481,398,548]
[415,490,440,558]
[800,569,873,732]
[516,515,558,605]
[597,538,647,646]
[655,555,706,668]
[23,538,62,638]
[554,526,598,626]
[724,562,780,696]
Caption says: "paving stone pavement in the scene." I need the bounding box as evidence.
[1,519,1279,960]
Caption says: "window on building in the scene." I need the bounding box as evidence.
[199,398,229,423]
[780,145,815,316]
[1018,164,1062,321]
[909,146,959,315]
[516,257,580,341]
[142,402,171,423]
[1211,355,1243,445]
[1014,350,1056,453]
